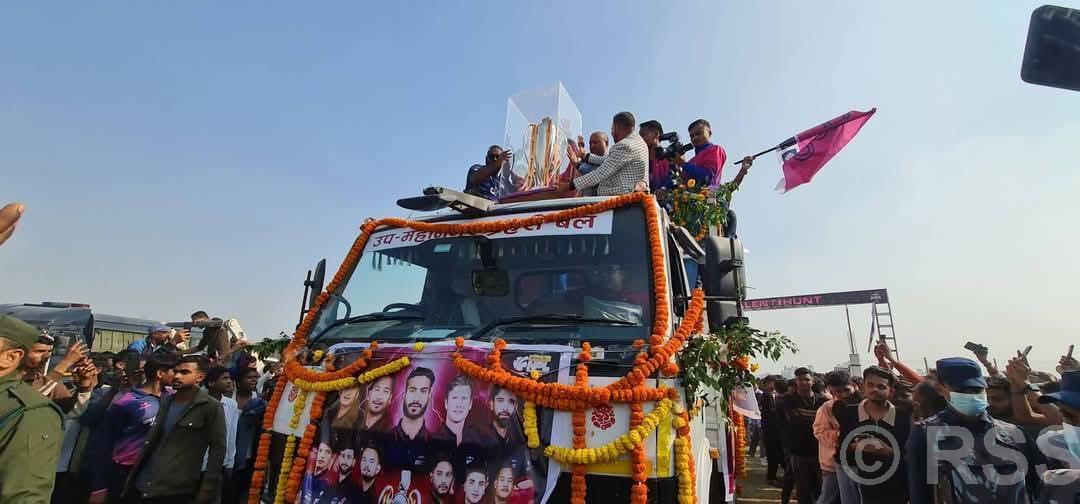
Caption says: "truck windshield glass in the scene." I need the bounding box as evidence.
[318,206,654,343]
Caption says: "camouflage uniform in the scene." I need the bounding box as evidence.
[0,315,64,503]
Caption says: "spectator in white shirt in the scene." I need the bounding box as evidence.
[204,366,239,478]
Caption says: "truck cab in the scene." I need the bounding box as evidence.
[263,188,746,504]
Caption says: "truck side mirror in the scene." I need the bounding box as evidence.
[701,236,746,331]
[307,259,326,309]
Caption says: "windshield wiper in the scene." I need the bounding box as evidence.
[469,314,636,341]
[309,312,424,345]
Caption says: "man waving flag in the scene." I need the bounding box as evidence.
[773,108,876,192]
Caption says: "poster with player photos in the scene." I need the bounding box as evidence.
[298,340,571,504]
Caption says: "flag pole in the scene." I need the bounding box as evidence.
[731,137,797,168]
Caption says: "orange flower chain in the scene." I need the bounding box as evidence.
[630,349,650,504]
[248,193,723,504]
[570,343,592,504]
[731,409,748,493]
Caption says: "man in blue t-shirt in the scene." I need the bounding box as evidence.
[465,145,512,201]
[127,323,174,357]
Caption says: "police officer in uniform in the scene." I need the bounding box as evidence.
[0,315,64,503]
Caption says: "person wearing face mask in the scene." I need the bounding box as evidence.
[907,357,1034,504]
[1035,370,1080,469]
[1033,369,1079,503]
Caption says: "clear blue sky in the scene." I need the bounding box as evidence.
[2,2,1077,372]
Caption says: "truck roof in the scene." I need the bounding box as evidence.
[0,303,160,331]
[403,196,628,223]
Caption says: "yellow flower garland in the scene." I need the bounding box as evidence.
[524,370,540,448]
[293,356,411,393]
[544,399,673,465]
[674,434,693,504]
[273,435,297,504]
[273,386,310,504]
[289,389,310,429]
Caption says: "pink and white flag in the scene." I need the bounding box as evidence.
[775,108,876,192]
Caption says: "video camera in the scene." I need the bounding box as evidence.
[656,131,694,161]
[166,319,225,330]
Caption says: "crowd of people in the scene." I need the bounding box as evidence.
[747,341,1079,504]
[463,111,754,214]
[0,312,284,504]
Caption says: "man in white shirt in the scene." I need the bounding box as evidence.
[204,366,238,474]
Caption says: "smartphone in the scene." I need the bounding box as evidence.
[964,342,982,353]
[1068,344,1075,360]
[1023,345,1033,357]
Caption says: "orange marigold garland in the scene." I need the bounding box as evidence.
[284,392,327,502]
[249,377,288,504]
[571,343,591,504]
[731,409,748,492]
[449,289,704,410]
[630,349,650,504]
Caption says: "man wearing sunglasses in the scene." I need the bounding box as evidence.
[465,145,513,201]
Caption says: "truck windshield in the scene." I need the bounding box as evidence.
[316,205,654,344]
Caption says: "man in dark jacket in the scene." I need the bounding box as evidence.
[836,366,911,504]
[126,355,226,504]
[758,375,784,485]
[776,367,828,504]
[907,357,1033,504]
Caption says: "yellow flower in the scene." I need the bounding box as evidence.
[273,435,298,504]
[687,178,697,188]
[544,399,673,465]
[413,342,425,352]
[750,362,760,372]
[524,400,540,448]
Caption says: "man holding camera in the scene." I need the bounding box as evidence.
[640,120,674,190]
[560,111,648,196]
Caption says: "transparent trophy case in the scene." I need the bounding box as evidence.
[499,82,583,196]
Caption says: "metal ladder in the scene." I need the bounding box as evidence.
[866,300,899,360]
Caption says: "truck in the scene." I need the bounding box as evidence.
[0,302,162,358]
[257,187,748,504]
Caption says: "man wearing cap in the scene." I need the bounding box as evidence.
[128,323,175,357]
[1033,369,1079,502]
[907,357,1034,504]
[0,315,64,503]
